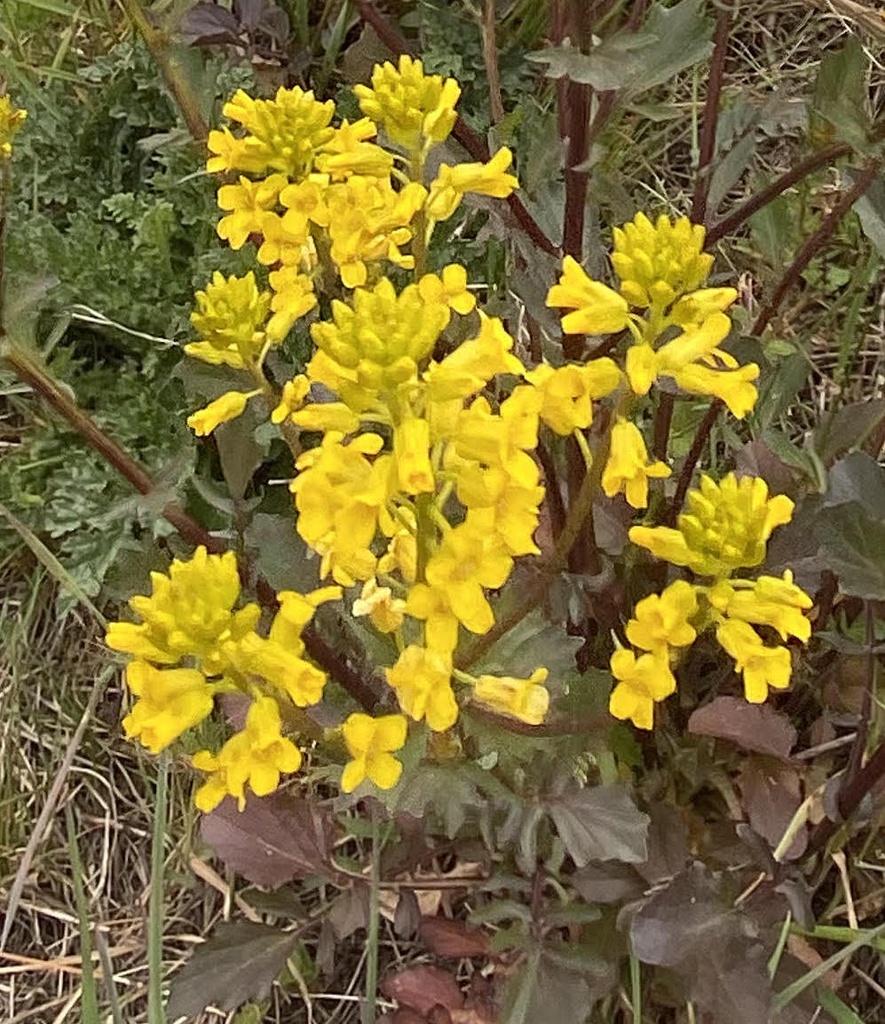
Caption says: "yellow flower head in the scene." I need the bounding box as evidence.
[629,473,795,577]
[216,174,288,249]
[0,95,27,159]
[711,571,813,643]
[324,177,426,287]
[601,419,671,510]
[611,213,713,308]
[193,696,303,812]
[715,619,792,704]
[187,271,271,369]
[122,661,215,753]
[291,432,391,584]
[187,390,259,436]
[455,387,541,487]
[424,314,524,402]
[341,713,408,792]
[353,55,460,150]
[314,118,394,180]
[212,86,336,178]
[352,578,406,633]
[526,359,621,436]
[311,278,449,393]
[609,647,677,730]
[457,461,544,557]
[105,547,259,673]
[426,148,519,221]
[473,668,550,725]
[625,580,698,652]
[418,264,476,315]
[266,266,317,343]
[385,646,458,731]
[546,256,631,336]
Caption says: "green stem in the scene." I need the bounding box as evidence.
[147,751,169,1024]
[415,491,434,582]
[119,0,208,142]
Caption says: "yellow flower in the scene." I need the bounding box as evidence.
[106,547,259,673]
[455,387,541,487]
[426,148,519,221]
[629,473,794,577]
[314,120,394,179]
[324,177,426,287]
[291,432,391,584]
[611,213,713,308]
[290,402,362,434]
[266,266,317,342]
[187,271,271,369]
[652,312,758,417]
[278,178,330,241]
[187,390,259,436]
[455,461,544,557]
[353,55,460,150]
[712,572,813,643]
[193,696,303,812]
[668,287,739,328]
[352,578,406,633]
[311,277,449,393]
[424,314,524,402]
[609,647,677,730]
[122,661,215,753]
[716,619,792,704]
[385,646,458,731]
[207,125,272,175]
[406,524,513,647]
[341,713,408,793]
[218,86,336,178]
[0,95,27,159]
[393,417,435,495]
[525,359,621,435]
[601,419,671,509]
[546,256,631,335]
[216,174,288,249]
[418,264,476,315]
[625,580,698,652]
[473,668,549,725]
[272,375,311,424]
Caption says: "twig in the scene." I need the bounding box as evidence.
[706,143,850,246]
[808,741,885,853]
[481,0,505,125]
[690,3,733,226]
[751,161,882,336]
[666,399,723,525]
[2,342,379,711]
[843,602,876,787]
[119,0,208,142]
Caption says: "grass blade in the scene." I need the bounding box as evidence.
[148,752,170,1024]
[65,802,101,1024]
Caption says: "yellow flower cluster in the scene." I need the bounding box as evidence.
[184,54,519,438]
[0,95,26,159]
[610,474,813,729]
[106,56,810,808]
[106,547,340,810]
[547,212,758,418]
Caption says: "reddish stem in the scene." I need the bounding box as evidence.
[690,4,733,226]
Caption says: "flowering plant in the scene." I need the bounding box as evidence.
[103,58,814,817]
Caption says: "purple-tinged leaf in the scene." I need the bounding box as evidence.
[546,786,649,866]
[689,696,797,759]
[201,792,337,887]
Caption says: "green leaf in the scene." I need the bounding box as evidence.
[814,503,885,599]
[811,399,885,466]
[468,607,583,686]
[811,37,870,152]
[215,400,269,500]
[527,0,713,96]
[851,169,885,257]
[546,785,649,866]
[166,921,299,1019]
[244,513,318,593]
